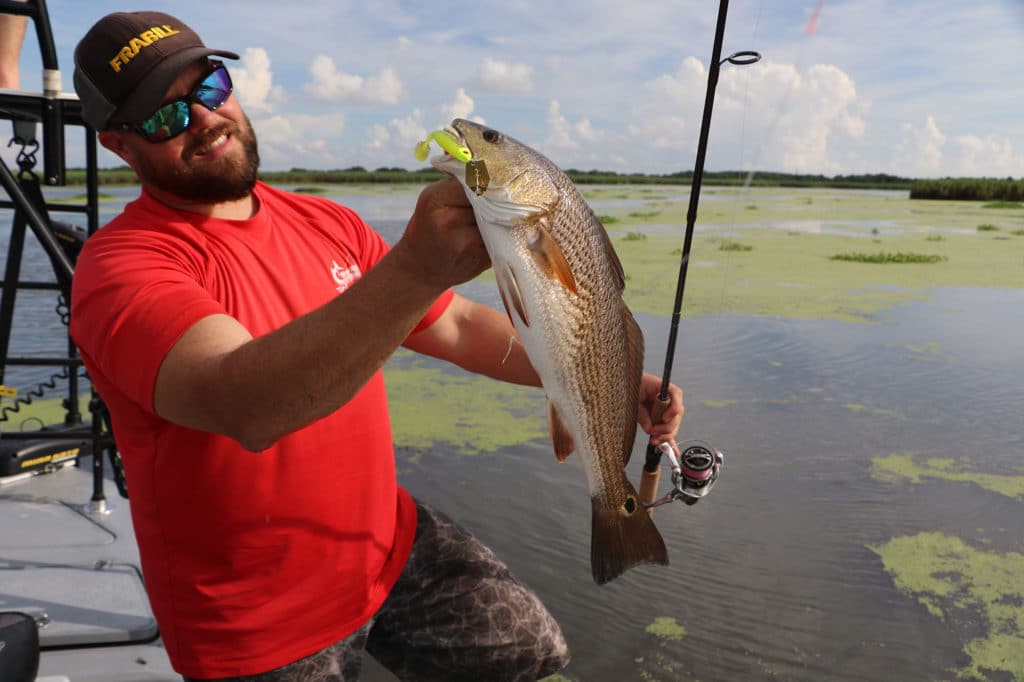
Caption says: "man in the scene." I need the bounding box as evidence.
[70,10,685,682]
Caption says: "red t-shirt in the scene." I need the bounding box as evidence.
[70,182,452,678]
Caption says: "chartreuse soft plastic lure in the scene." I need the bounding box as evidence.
[413,130,472,163]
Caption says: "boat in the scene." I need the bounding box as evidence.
[1,1,175,678]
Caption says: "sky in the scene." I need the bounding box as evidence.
[8,1,1024,177]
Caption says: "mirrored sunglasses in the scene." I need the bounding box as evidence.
[122,61,233,143]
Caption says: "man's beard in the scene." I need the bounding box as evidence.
[135,113,260,203]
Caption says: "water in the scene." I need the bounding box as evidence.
[378,289,1023,682]
[2,184,1022,679]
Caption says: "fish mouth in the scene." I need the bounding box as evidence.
[429,125,470,175]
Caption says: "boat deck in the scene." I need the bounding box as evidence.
[1,463,176,681]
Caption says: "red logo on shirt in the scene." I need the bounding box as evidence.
[331,260,361,294]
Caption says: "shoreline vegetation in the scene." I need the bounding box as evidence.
[62,167,1024,202]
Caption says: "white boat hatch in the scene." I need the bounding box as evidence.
[1,564,158,646]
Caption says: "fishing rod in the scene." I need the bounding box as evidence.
[639,0,760,510]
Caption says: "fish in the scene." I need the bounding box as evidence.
[429,119,669,584]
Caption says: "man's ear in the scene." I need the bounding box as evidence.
[98,130,131,164]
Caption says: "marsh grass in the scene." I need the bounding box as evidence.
[982,201,1024,209]
[628,211,660,219]
[1012,230,1024,237]
[599,215,619,225]
[719,239,753,252]
[622,232,648,241]
[977,224,1000,232]
[926,234,946,242]
[830,252,947,264]
[294,186,328,194]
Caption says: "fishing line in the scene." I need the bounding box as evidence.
[737,0,824,193]
[639,0,760,510]
[707,1,825,348]
[705,0,766,371]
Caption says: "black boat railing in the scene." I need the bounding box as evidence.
[0,0,124,502]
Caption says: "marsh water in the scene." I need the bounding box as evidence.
[1,184,1022,680]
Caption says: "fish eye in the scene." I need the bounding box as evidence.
[482,129,501,143]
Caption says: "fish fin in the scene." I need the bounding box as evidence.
[528,220,578,295]
[496,265,530,327]
[621,308,645,467]
[547,400,575,462]
[590,491,669,585]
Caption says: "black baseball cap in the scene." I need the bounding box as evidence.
[73,11,239,131]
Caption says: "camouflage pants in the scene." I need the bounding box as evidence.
[183,501,570,682]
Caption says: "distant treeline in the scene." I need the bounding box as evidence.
[66,166,917,189]
[62,166,1022,200]
[908,177,1024,201]
[563,170,916,190]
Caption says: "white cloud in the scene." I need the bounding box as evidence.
[362,109,426,165]
[777,63,866,173]
[250,112,344,168]
[231,48,285,113]
[950,134,1023,178]
[619,57,707,158]
[892,115,946,177]
[365,124,390,151]
[441,89,480,127]
[645,56,707,108]
[544,101,603,154]
[304,56,406,105]
[709,61,867,175]
[886,116,1024,178]
[478,57,534,94]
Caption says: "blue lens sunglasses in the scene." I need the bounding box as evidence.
[120,61,233,143]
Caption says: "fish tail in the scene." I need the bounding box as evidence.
[590,497,669,585]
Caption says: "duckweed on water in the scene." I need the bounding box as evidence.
[829,252,947,264]
[384,352,545,454]
[607,191,1023,322]
[871,452,1024,501]
[842,403,898,417]
[870,532,1024,680]
[645,616,686,643]
[703,399,740,409]
[719,239,753,252]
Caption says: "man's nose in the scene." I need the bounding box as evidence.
[187,97,226,130]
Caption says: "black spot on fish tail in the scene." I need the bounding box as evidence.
[590,495,669,585]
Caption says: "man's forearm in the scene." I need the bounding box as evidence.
[405,296,542,389]
[189,248,449,450]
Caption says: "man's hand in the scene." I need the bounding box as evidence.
[393,178,490,290]
[637,373,684,449]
